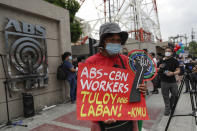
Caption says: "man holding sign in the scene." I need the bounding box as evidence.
[77,22,147,131]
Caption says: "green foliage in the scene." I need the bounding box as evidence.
[71,20,82,42]
[44,0,82,43]
[65,0,80,22]
[189,41,197,57]
[44,0,66,8]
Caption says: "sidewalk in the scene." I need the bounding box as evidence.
[0,103,91,131]
[144,82,197,131]
[155,92,196,131]
[0,82,196,131]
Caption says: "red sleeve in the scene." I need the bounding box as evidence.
[85,58,94,64]
[85,54,98,64]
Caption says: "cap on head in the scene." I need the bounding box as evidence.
[99,22,128,46]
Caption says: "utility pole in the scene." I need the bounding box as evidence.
[185,34,188,49]
[191,28,195,42]
[169,34,188,46]
[108,0,111,22]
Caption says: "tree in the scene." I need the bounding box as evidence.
[44,0,82,43]
[188,41,197,57]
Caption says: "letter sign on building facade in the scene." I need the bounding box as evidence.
[4,18,48,91]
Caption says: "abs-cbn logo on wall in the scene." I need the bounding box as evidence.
[5,18,48,90]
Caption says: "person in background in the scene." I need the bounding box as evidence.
[187,59,197,90]
[62,52,77,104]
[193,65,197,73]
[192,64,197,79]
[157,47,180,116]
[143,49,149,96]
[191,64,197,90]
[150,52,157,64]
[143,49,148,53]
[155,53,164,90]
[150,52,159,94]
[77,56,86,63]
[183,56,192,93]
[86,22,147,131]
[184,55,192,64]
[72,57,78,69]
[177,57,184,83]
[75,56,86,74]
[122,47,129,56]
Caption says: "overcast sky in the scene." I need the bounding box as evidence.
[76,0,197,42]
[157,0,197,42]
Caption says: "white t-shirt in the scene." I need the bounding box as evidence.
[153,57,157,66]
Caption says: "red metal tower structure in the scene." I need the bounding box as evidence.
[77,0,162,43]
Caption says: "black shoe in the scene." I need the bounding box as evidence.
[151,91,159,94]
[183,91,189,93]
[164,110,171,116]
[71,101,76,104]
[63,98,71,104]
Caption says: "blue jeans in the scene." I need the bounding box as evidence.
[68,78,77,102]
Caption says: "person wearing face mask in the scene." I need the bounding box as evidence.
[85,22,147,131]
[157,47,180,116]
[62,52,77,104]
[150,52,159,94]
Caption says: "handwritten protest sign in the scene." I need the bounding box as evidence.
[77,63,149,121]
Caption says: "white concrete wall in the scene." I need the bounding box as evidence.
[72,44,90,56]
[125,38,157,54]
[0,0,71,123]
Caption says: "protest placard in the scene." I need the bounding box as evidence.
[77,63,149,121]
